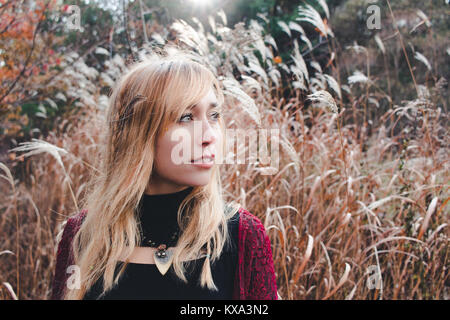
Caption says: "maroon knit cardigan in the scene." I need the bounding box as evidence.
[51,207,278,300]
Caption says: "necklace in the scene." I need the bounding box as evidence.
[140,228,180,276]
[142,229,179,247]
[153,244,174,275]
[136,187,193,275]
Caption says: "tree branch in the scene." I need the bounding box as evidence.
[0,0,51,105]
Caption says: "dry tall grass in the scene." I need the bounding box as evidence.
[0,2,448,300]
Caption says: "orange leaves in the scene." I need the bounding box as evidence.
[0,0,54,40]
[273,56,282,64]
[0,67,17,80]
[2,109,29,137]
[0,0,61,129]
[0,11,33,40]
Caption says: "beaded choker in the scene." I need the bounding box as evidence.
[137,187,193,275]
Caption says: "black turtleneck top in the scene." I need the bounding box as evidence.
[83,187,239,300]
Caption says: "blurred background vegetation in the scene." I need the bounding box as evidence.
[0,0,448,300]
[1,0,448,145]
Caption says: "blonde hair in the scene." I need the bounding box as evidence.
[64,45,240,299]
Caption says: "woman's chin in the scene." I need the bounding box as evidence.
[181,176,211,187]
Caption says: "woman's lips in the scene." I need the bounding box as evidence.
[190,155,215,168]
[191,154,215,162]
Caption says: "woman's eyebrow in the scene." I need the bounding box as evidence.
[188,102,219,110]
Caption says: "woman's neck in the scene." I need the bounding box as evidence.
[137,186,193,247]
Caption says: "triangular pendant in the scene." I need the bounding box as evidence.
[153,246,174,276]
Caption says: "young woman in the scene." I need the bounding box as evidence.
[51,46,278,300]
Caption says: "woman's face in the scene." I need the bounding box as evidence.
[146,87,223,195]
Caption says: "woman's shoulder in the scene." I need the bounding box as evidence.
[69,208,87,225]
[222,204,267,254]
[236,207,267,236]
[51,209,88,299]
[65,208,87,233]
[235,207,275,257]
[234,208,278,300]
[55,209,87,249]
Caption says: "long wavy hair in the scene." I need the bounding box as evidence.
[63,46,240,299]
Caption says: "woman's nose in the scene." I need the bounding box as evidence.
[201,118,217,146]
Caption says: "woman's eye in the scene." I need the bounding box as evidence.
[179,113,193,122]
[179,112,221,123]
[210,112,221,121]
